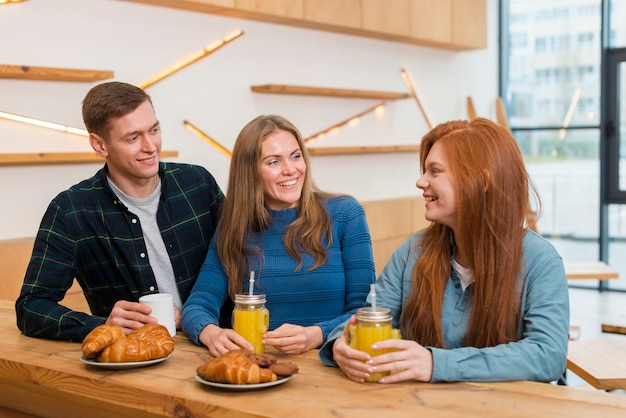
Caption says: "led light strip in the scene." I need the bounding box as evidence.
[0,110,88,136]
[304,103,385,143]
[140,30,244,90]
[401,68,434,130]
[183,120,231,157]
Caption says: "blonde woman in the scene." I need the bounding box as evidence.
[182,115,375,356]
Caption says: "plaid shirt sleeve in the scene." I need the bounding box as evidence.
[15,162,224,342]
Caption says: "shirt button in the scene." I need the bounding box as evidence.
[132,218,138,224]
[455,283,460,289]
[140,252,146,258]
[149,286,155,291]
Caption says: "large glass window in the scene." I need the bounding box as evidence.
[501,0,626,290]
[609,0,626,48]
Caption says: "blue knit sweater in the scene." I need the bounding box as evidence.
[182,195,376,346]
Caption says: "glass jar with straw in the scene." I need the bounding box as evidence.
[348,284,400,382]
[232,271,269,354]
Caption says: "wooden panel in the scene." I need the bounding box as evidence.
[304,0,361,28]
[195,0,233,6]
[122,0,235,13]
[0,64,113,82]
[410,194,427,232]
[0,238,34,301]
[124,0,487,51]
[235,0,303,19]
[0,150,178,166]
[362,196,428,276]
[251,84,410,100]
[0,237,88,311]
[372,236,410,276]
[363,197,415,241]
[451,0,487,49]
[361,0,411,37]
[410,0,451,44]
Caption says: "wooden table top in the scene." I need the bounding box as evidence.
[564,261,619,280]
[2,300,626,418]
[567,340,626,391]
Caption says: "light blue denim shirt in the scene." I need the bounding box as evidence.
[319,229,570,383]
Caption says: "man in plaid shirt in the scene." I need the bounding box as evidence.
[15,82,224,341]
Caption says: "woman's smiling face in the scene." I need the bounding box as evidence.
[259,129,306,210]
[416,141,458,231]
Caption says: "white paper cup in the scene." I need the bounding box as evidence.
[138,293,176,336]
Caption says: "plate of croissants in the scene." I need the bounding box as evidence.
[195,349,299,390]
[80,323,175,369]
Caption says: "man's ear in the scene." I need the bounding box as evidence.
[89,133,108,158]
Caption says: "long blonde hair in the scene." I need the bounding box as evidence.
[218,115,333,298]
[401,118,540,348]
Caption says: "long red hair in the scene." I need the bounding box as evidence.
[400,118,539,348]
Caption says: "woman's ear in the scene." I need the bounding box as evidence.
[89,133,108,158]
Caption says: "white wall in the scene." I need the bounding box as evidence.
[0,0,499,240]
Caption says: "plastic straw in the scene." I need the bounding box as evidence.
[249,271,255,296]
[370,283,376,311]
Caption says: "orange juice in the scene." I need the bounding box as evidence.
[348,307,396,382]
[232,294,269,354]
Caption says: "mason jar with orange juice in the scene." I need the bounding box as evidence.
[232,294,269,354]
[348,307,400,382]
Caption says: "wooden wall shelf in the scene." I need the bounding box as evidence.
[307,145,419,156]
[251,85,410,101]
[0,64,114,82]
[0,151,178,166]
[123,0,487,51]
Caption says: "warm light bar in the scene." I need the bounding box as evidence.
[0,110,87,136]
[140,30,244,90]
[304,103,385,143]
[401,68,434,129]
[0,0,27,4]
[183,120,231,157]
[559,87,581,140]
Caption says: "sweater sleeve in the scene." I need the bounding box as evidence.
[181,236,229,345]
[314,197,376,341]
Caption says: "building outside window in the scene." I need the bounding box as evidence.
[501,0,626,290]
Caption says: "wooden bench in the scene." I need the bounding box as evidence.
[567,340,626,390]
[0,237,88,311]
[564,262,619,281]
[602,316,626,336]
[0,196,429,309]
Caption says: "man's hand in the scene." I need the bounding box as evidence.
[105,300,156,335]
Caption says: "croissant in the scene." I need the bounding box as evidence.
[82,324,174,363]
[82,324,126,359]
[82,323,175,362]
[197,350,277,384]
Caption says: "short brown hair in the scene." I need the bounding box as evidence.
[82,81,152,139]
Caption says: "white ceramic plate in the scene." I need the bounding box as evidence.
[80,354,171,369]
[195,374,292,390]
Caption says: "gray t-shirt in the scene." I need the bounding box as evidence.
[108,178,182,308]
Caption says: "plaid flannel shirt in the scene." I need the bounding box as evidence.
[15,162,224,341]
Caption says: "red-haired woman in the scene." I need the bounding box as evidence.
[321,118,569,383]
